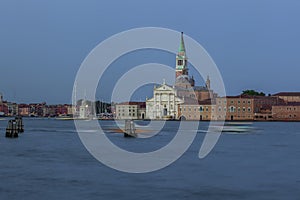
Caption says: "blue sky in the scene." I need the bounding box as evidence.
[0,0,299,104]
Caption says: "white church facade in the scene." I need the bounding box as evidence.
[146,83,183,120]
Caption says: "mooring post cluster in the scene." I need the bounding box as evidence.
[5,117,24,138]
[124,119,137,138]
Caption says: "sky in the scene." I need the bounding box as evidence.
[0,0,299,104]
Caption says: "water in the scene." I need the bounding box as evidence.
[0,119,300,200]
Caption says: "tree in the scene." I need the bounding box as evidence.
[242,90,265,96]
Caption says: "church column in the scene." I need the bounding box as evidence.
[173,93,176,118]
[159,93,162,118]
[168,93,170,116]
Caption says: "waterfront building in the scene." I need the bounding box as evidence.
[214,95,284,121]
[28,103,46,117]
[146,82,183,120]
[272,102,300,121]
[215,96,254,121]
[0,101,8,115]
[178,99,215,121]
[18,104,30,116]
[116,102,146,120]
[79,100,91,119]
[252,96,283,121]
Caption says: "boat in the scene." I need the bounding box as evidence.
[211,122,254,133]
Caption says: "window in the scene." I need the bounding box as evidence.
[230,106,235,112]
[178,60,183,65]
[238,100,240,104]
[248,107,251,112]
[200,107,203,112]
[206,107,209,111]
[243,107,246,112]
[132,113,135,117]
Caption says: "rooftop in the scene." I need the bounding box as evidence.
[273,92,300,97]
[117,102,146,106]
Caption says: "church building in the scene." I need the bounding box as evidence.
[146,81,183,120]
[145,32,216,120]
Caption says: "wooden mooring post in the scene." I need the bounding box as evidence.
[5,117,24,138]
[6,120,19,138]
[124,119,137,138]
[15,116,24,133]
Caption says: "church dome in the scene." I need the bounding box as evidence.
[176,75,190,82]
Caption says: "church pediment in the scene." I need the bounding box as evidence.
[154,84,175,92]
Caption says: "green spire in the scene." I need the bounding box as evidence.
[178,32,186,53]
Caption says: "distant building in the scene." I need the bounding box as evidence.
[116,102,146,120]
[215,96,254,121]
[214,95,284,121]
[29,103,46,117]
[18,104,30,116]
[0,102,8,116]
[178,99,215,121]
[273,92,300,103]
[79,100,91,119]
[272,102,300,121]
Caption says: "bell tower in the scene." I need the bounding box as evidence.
[176,32,188,78]
[206,75,211,90]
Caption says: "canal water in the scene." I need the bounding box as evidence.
[0,119,299,200]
